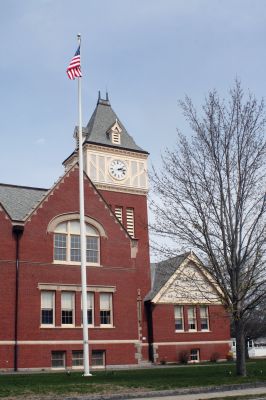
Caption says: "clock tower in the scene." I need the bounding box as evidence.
[63,92,151,296]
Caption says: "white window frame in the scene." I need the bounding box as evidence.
[51,351,66,369]
[174,305,184,332]
[41,291,55,327]
[190,349,200,363]
[200,305,210,331]
[188,306,197,331]
[81,292,94,327]
[91,350,106,368]
[61,292,75,327]
[100,293,113,327]
[72,350,84,369]
[54,220,100,266]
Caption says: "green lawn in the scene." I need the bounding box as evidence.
[0,360,265,398]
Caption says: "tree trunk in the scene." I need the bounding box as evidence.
[245,338,250,360]
[234,319,247,376]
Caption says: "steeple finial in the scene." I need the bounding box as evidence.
[97,90,101,103]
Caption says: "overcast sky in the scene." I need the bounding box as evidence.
[1,0,266,188]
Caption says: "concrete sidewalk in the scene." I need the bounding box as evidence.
[63,383,266,400]
[125,386,266,400]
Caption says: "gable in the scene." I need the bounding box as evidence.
[153,260,221,305]
[22,164,136,264]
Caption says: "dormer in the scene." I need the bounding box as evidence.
[107,119,122,145]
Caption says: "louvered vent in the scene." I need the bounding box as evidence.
[115,207,123,224]
[126,208,135,238]
[112,131,121,144]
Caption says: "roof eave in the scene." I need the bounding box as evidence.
[85,140,149,155]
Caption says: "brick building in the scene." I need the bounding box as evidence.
[0,94,230,371]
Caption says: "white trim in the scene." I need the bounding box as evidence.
[152,253,223,304]
[47,213,107,238]
[38,284,116,293]
[0,339,140,345]
[153,340,231,346]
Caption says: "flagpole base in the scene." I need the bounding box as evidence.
[83,373,93,377]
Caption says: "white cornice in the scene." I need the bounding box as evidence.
[85,143,148,159]
[95,183,148,195]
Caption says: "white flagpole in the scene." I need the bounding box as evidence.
[77,33,91,377]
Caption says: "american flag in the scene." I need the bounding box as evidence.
[66,46,82,80]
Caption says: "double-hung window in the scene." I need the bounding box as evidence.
[54,220,100,265]
[188,306,197,331]
[100,293,113,326]
[81,292,94,326]
[61,292,75,326]
[174,305,184,331]
[200,306,209,330]
[72,351,83,368]
[41,291,54,326]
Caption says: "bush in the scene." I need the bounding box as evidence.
[210,352,220,362]
[226,351,234,361]
[179,350,189,364]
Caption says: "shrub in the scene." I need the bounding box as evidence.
[226,351,234,361]
[210,352,220,362]
[179,350,189,364]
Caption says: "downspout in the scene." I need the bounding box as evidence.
[12,225,24,372]
[145,300,154,363]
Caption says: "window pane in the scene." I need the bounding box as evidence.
[81,292,94,325]
[100,293,111,309]
[190,349,199,361]
[72,351,83,367]
[42,309,53,324]
[54,234,67,261]
[91,351,105,367]
[100,310,111,324]
[174,306,183,330]
[69,220,80,234]
[188,306,197,330]
[86,225,98,236]
[100,293,112,325]
[54,222,67,233]
[41,292,53,308]
[200,306,209,330]
[86,237,99,263]
[61,292,74,325]
[70,235,81,262]
[41,292,54,325]
[51,351,65,368]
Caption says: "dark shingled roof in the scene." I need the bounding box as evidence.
[83,96,148,154]
[0,183,48,221]
[145,253,190,301]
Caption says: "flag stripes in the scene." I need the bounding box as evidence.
[67,46,82,80]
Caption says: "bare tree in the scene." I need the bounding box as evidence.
[151,82,266,376]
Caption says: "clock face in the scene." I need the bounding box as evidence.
[109,159,127,180]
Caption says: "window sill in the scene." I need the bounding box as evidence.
[40,325,115,329]
[53,261,101,267]
[99,325,115,329]
[40,325,55,328]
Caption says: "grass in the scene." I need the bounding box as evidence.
[0,360,265,398]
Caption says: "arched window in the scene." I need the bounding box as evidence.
[54,220,100,265]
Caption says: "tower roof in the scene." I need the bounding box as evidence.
[83,93,148,154]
